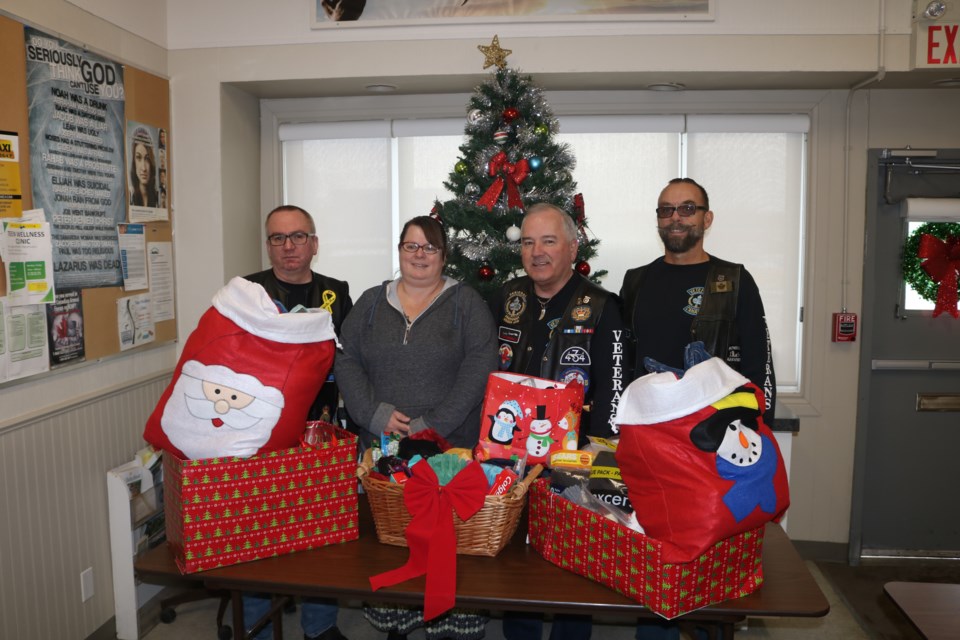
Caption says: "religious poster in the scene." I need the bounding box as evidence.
[0,131,24,218]
[25,27,126,289]
[312,0,712,24]
[126,121,169,223]
[46,288,85,367]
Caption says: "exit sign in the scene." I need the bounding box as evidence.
[916,22,960,67]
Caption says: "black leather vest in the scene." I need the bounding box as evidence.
[622,257,742,368]
[497,275,609,388]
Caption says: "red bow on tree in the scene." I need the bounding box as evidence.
[368,460,488,620]
[918,233,960,318]
[476,152,529,212]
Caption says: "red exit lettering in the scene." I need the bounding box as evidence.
[927,24,959,65]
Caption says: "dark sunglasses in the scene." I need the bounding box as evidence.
[656,203,708,218]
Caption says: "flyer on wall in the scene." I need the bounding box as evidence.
[2,212,56,305]
[126,121,169,223]
[24,27,126,289]
[0,131,24,218]
[45,288,85,367]
[0,298,51,383]
[117,292,155,351]
[117,223,147,290]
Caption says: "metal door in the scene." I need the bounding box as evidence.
[851,149,960,560]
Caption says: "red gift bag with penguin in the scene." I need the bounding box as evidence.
[613,357,789,564]
[474,372,584,466]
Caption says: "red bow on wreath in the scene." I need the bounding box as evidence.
[477,152,529,211]
[918,233,960,318]
[369,460,488,620]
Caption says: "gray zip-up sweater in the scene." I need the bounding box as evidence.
[335,276,498,448]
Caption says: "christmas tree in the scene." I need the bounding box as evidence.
[434,36,605,300]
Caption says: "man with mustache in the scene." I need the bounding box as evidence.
[620,180,778,639]
[491,202,624,640]
[620,178,776,428]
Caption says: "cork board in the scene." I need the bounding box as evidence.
[0,15,176,376]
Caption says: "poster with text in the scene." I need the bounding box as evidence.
[2,217,56,305]
[46,288,85,367]
[0,131,24,218]
[1,298,50,383]
[126,121,169,222]
[25,27,126,289]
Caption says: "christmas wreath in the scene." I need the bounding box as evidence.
[902,222,960,318]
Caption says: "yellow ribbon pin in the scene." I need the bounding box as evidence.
[320,289,336,313]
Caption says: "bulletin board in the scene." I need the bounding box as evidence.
[0,14,176,383]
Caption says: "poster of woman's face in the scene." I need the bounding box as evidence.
[126,121,168,221]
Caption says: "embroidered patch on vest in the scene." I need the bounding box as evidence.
[559,345,591,366]
[570,305,592,322]
[503,291,527,325]
[498,326,521,343]
[684,286,704,316]
[499,344,513,370]
[560,367,589,391]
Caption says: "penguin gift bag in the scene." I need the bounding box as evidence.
[474,372,583,467]
[613,357,789,564]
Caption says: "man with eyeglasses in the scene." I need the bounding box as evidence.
[621,177,776,424]
[242,204,352,640]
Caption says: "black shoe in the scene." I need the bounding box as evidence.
[386,632,407,640]
[306,627,348,640]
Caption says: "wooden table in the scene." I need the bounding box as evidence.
[884,581,960,640]
[136,499,828,640]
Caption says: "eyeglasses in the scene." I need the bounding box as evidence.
[267,232,314,246]
[399,241,440,255]
[655,203,708,218]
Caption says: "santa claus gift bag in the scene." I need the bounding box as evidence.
[613,357,789,564]
[144,277,337,459]
[474,372,584,466]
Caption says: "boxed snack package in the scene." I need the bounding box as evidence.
[164,422,358,573]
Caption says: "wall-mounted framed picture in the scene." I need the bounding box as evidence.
[310,0,714,29]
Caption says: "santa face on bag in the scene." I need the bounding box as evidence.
[161,360,285,459]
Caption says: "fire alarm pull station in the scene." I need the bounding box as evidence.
[832,312,858,342]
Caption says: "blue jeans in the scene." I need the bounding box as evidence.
[242,594,338,639]
[502,612,592,640]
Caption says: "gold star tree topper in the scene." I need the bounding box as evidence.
[478,35,512,69]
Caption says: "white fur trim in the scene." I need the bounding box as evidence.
[613,357,749,426]
[212,277,337,344]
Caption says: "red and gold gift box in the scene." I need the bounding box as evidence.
[164,422,359,573]
[528,479,764,619]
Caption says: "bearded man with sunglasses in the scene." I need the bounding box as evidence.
[620,178,777,428]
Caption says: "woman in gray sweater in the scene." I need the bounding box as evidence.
[335,215,498,450]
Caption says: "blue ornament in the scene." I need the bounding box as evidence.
[528,156,543,171]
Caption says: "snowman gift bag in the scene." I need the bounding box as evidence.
[613,357,789,564]
[474,372,584,466]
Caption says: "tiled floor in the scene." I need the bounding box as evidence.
[815,557,960,640]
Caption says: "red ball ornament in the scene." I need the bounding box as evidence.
[478,264,495,281]
[575,260,591,276]
[502,107,520,123]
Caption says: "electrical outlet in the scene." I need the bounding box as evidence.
[80,567,94,602]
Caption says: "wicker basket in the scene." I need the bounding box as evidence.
[357,448,542,557]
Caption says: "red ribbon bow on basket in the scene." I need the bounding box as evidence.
[369,460,488,620]
[477,152,529,212]
[918,233,960,318]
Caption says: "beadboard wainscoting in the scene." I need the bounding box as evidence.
[0,373,171,639]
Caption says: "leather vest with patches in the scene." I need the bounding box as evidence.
[498,275,608,386]
[622,257,742,367]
